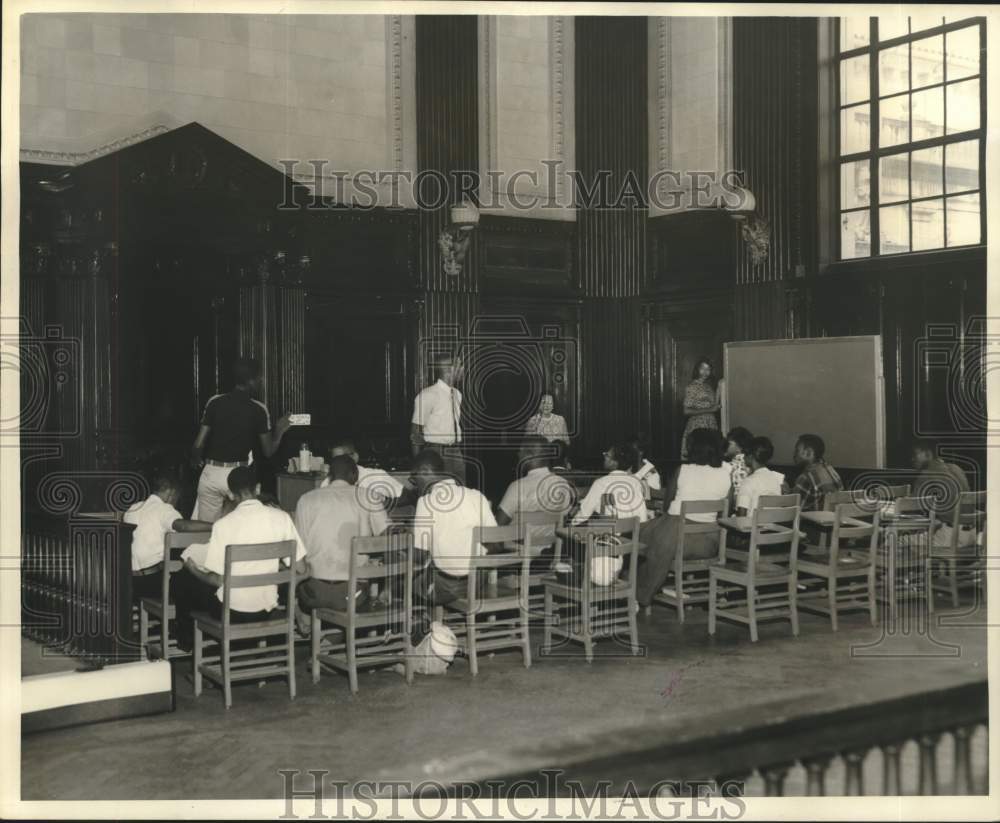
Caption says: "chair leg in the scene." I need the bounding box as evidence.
[466,613,478,676]
[193,624,203,697]
[521,608,532,669]
[949,559,959,609]
[311,612,321,684]
[287,627,296,700]
[828,580,839,632]
[543,590,553,654]
[222,636,232,709]
[708,574,717,636]
[139,605,149,654]
[581,598,594,663]
[789,580,800,637]
[748,584,759,643]
[346,629,359,694]
[628,594,640,655]
[868,566,877,626]
[676,573,685,623]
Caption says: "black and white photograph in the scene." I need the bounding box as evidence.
[1,1,996,818]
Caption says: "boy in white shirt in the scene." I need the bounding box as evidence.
[736,437,789,517]
[573,443,650,525]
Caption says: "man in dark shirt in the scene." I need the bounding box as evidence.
[911,440,970,502]
[791,433,844,511]
[191,358,291,522]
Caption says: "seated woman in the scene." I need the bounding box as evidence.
[637,428,732,608]
[524,392,570,445]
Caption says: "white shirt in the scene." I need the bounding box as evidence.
[184,499,306,613]
[320,465,405,503]
[737,467,787,516]
[412,479,497,576]
[573,471,651,525]
[294,480,388,582]
[412,379,462,444]
[666,464,732,522]
[498,467,575,546]
[633,459,662,493]
[123,494,183,572]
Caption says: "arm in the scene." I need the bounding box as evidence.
[184,558,222,588]
[258,414,292,459]
[572,482,601,525]
[663,466,680,507]
[191,425,211,467]
[495,507,512,526]
[410,423,425,457]
[171,518,213,533]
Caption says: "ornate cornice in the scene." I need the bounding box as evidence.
[20,118,177,166]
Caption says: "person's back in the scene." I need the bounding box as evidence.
[915,458,970,499]
[200,390,270,464]
[668,463,732,522]
[124,490,183,573]
[792,433,843,512]
[737,437,787,517]
[415,479,496,576]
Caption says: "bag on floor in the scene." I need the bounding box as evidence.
[411,621,458,675]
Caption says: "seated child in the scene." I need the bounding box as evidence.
[792,433,844,511]
[736,437,788,517]
[724,426,754,499]
[630,434,662,498]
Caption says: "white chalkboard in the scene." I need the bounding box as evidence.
[721,336,885,469]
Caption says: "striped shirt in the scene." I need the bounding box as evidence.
[793,460,843,512]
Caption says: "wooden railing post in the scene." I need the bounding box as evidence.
[881,742,903,795]
[918,733,941,794]
[953,726,974,794]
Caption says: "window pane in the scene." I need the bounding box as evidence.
[911,35,944,88]
[909,14,944,35]
[945,139,979,193]
[841,210,871,259]
[840,104,870,154]
[912,199,944,251]
[880,204,910,254]
[879,95,910,147]
[946,26,980,81]
[878,16,908,41]
[879,153,908,203]
[841,55,870,105]
[911,146,943,198]
[946,193,980,246]
[947,78,980,134]
[880,44,910,96]
[840,17,870,51]
[841,160,870,209]
[911,86,944,140]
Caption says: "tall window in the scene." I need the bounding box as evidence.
[838,16,985,259]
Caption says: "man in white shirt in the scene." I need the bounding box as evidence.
[496,436,575,546]
[294,455,389,632]
[410,354,466,484]
[319,438,406,508]
[736,437,789,517]
[572,443,651,525]
[411,449,496,606]
[173,467,308,651]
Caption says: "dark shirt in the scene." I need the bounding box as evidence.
[201,390,269,462]
[914,459,970,505]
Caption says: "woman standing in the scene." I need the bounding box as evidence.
[680,358,720,459]
[525,392,570,445]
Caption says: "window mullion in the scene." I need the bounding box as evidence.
[870,18,880,256]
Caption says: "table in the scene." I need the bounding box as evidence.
[276,471,325,512]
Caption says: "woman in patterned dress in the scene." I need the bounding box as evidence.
[680,358,721,459]
[525,393,570,445]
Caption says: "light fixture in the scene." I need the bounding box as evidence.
[439,200,480,276]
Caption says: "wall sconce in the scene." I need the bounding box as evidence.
[438,200,480,276]
[727,186,770,266]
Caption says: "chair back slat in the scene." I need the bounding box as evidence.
[163,531,207,571]
[229,571,291,589]
[831,503,880,555]
[225,540,297,563]
[752,505,799,526]
[223,541,297,598]
[344,533,414,622]
[679,498,727,517]
[759,493,798,509]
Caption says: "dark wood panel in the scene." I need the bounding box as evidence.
[647,211,736,293]
[479,215,575,294]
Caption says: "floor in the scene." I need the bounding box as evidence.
[20,598,988,800]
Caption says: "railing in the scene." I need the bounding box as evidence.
[469,677,988,796]
[22,511,141,665]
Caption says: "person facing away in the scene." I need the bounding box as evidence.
[524,392,571,445]
[190,357,292,523]
[319,437,406,506]
[294,454,390,629]
[630,433,662,497]
[572,442,651,525]
[636,427,732,607]
[123,467,210,603]
[411,449,497,607]
[791,433,844,512]
[496,436,576,547]
[724,426,755,498]
[911,441,973,548]
[172,466,308,651]
[736,437,789,517]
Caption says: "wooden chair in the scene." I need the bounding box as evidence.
[440,524,532,676]
[505,510,564,614]
[928,491,986,609]
[729,493,800,563]
[652,499,727,622]
[876,495,936,621]
[310,532,414,693]
[823,484,911,512]
[138,532,205,659]
[192,540,298,709]
[709,502,801,642]
[648,488,667,516]
[798,502,880,630]
[542,517,641,662]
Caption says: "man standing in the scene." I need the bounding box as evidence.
[410,353,466,484]
[191,358,291,522]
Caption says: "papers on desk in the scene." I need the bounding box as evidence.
[181,543,209,568]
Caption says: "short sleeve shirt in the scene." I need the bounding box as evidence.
[412,380,462,444]
[201,391,270,462]
[123,494,182,571]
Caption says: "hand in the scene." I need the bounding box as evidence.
[276,413,292,432]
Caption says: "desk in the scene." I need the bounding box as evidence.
[276,472,325,512]
[799,511,870,531]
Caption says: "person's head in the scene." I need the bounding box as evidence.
[150,468,182,507]
[433,354,463,386]
[794,434,826,467]
[604,442,639,473]
[747,437,775,471]
[686,428,724,468]
[227,466,260,502]
[232,357,261,393]
[911,440,937,471]
[629,433,651,463]
[539,393,555,416]
[551,439,570,469]
[411,449,445,494]
[692,357,714,382]
[519,435,551,472]
[725,426,754,459]
[330,438,360,463]
[328,454,359,485]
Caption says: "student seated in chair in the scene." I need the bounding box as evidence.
[629,433,661,496]
[911,440,972,547]
[636,428,732,607]
[724,426,755,499]
[736,437,788,517]
[791,433,843,512]
[320,437,407,508]
[496,436,575,527]
[123,467,211,605]
[293,454,390,634]
[171,466,309,652]
[571,442,650,525]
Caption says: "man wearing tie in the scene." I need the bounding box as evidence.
[410,354,466,484]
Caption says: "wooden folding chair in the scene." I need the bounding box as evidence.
[652,498,727,622]
[542,517,641,662]
[139,532,205,659]
[876,495,936,621]
[709,502,801,642]
[192,540,298,709]
[506,510,564,613]
[310,531,415,693]
[440,524,532,676]
[798,502,880,630]
[928,490,986,609]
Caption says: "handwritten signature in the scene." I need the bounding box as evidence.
[659,660,705,701]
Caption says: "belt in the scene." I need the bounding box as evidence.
[133,563,163,577]
[424,442,462,448]
[205,459,247,468]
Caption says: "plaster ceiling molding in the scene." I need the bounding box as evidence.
[20,110,184,166]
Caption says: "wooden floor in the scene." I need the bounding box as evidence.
[21,599,988,800]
